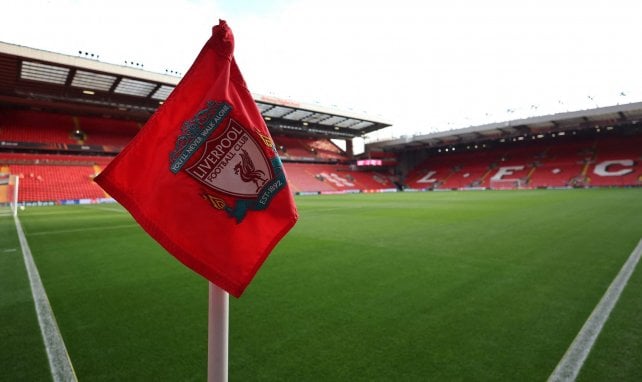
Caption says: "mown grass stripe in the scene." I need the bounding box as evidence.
[14,215,78,382]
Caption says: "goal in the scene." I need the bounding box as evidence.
[489,178,523,190]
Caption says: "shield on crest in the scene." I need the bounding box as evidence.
[186,119,273,199]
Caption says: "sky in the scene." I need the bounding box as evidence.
[2,0,642,141]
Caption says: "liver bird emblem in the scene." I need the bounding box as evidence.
[234,149,267,192]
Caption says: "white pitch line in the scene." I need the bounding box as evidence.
[14,215,78,382]
[548,239,642,382]
[28,223,139,237]
[80,204,127,213]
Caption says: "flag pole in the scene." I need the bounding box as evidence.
[208,282,229,382]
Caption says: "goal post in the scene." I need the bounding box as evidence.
[0,174,20,217]
[489,178,522,190]
[10,175,19,217]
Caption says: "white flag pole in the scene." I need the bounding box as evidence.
[208,282,229,382]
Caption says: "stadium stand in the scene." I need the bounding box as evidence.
[588,133,642,187]
[406,150,497,190]
[306,138,346,160]
[0,109,139,148]
[0,153,109,202]
[2,107,640,202]
[283,162,394,193]
[274,135,346,161]
[405,133,641,190]
[0,109,76,144]
[1,41,641,203]
[0,112,397,201]
[8,164,104,202]
[274,135,317,159]
[282,162,339,193]
[0,152,112,166]
[74,116,140,147]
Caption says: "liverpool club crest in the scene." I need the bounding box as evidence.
[186,119,273,199]
[169,100,288,222]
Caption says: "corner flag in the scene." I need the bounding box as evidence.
[95,20,298,298]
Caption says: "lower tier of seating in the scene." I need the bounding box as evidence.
[283,163,395,193]
[8,164,105,202]
[4,130,638,204]
[0,153,396,203]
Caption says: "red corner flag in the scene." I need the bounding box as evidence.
[95,20,298,298]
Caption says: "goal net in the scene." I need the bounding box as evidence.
[489,178,522,190]
[0,174,20,217]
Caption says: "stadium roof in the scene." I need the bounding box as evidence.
[0,41,391,139]
[253,94,391,138]
[369,101,642,151]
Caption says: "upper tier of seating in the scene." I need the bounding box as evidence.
[0,152,112,166]
[0,109,139,147]
[1,110,74,144]
[75,115,140,147]
[0,110,350,163]
[273,135,347,161]
[406,133,642,189]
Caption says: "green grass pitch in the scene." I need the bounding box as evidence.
[2,189,642,381]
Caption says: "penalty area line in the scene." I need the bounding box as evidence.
[14,215,78,382]
[548,239,642,382]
